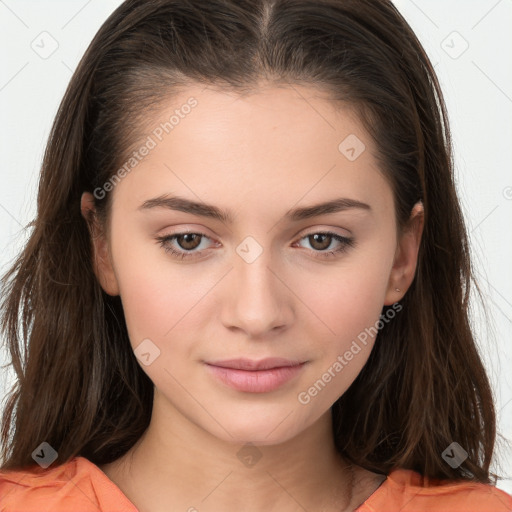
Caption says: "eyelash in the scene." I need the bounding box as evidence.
[155,231,355,261]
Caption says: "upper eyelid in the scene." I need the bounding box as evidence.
[159,225,352,239]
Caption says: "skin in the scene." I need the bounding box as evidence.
[81,83,424,512]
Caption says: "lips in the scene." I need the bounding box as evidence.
[204,358,307,393]
[206,357,304,371]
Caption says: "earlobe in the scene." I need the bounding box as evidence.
[80,192,120,296]
[383,201,424,305]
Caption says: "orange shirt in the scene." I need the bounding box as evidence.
[1,456,511,511]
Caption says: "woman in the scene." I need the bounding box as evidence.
[1,0,511,510]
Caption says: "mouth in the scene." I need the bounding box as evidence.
[204,358,307,393]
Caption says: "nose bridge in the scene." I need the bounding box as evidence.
[235,247,275,298]
[221,237,291,335]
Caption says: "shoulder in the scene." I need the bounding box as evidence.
[358,468,512,512]
[0,456,138,512]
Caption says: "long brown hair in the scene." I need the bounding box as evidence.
[0,0,500,484]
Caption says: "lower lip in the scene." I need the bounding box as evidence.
[205,363,306,393]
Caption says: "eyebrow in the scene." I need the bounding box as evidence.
[139,194,371,223]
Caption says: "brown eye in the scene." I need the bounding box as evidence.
[296,231,355,258]
[156,232,214,261]
[175,233,202,251]
[308,233,333,251]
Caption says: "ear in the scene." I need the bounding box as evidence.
[383,201,424,305]
[80,192,120,296]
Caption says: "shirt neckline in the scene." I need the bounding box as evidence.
[83,456,393,511]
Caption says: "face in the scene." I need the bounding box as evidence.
[83,83,421,446]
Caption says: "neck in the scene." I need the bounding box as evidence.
[100,392,364,512]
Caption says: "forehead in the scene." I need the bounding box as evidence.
[111,82,393,222]
[166,82,367,155]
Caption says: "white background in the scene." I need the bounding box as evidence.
[0,0,511,494]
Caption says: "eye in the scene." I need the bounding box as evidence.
[295,231,355,258]
[156,232,215,260]
[156,230,355,261]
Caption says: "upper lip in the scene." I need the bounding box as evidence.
[206,357,305,371]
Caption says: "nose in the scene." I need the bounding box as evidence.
[219,248,293,339]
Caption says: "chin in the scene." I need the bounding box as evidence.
[201,405,310,447]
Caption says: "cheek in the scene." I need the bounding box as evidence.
[109,231,184,347]
[291,246,395,403]
[118,270,172,344]
[297,251,394,344]
[110,234,221,365]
